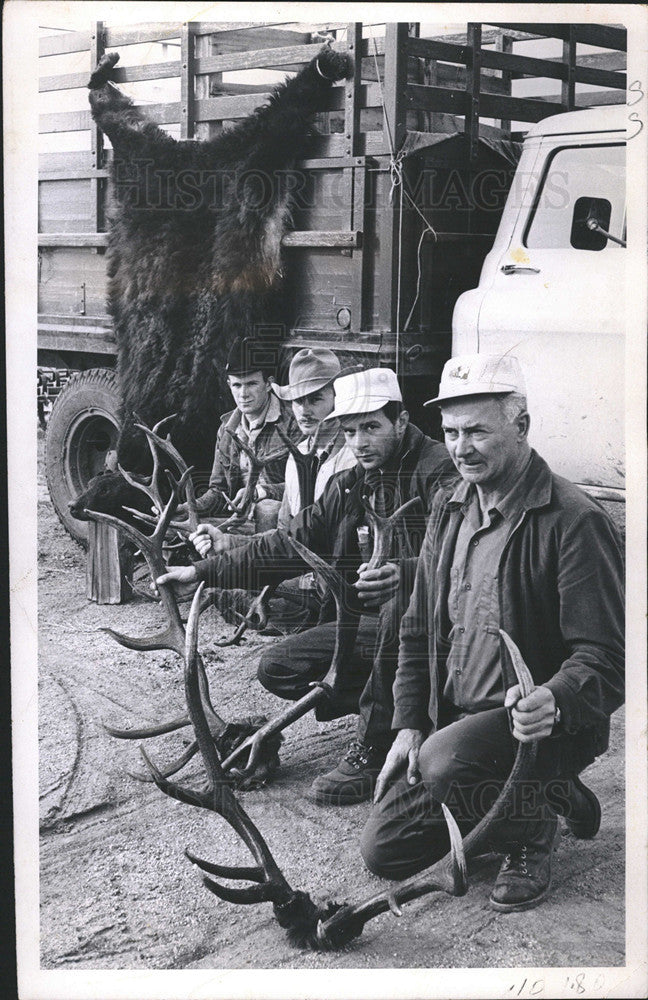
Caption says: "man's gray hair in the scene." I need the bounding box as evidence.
[498,392,528,423]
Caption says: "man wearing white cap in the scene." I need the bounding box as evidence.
[361,354,624,913]
[158,366,456,803]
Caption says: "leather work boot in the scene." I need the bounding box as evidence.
[489,815,560,913]
[308,740,387,806]
[555,774,602,839]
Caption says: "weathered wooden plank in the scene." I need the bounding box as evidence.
[39,30,91,57]
[195,41,330,75]
[90,23,105,234]
[481,47,569,81]
[426,27,545,46]
[349,162,368,333]
[407,37,468,65]
[40,61,182,92]
[204,25,311,47]
[40,71,91,93]
[488,22,627,51]
[345,24,363,160]
[39,179,94,234]
[379,23,411,336]
[40,170,110,181]
[194,93,272,120]
[104,23,183,46]
[562,28,576,111]
[38,329,116,356]
[495,32,513,134]
[406,84,565,123]
[281,231,361,248]
[209,82,279,95]
[39,110,92,133]
[40,151,94,174]
[194,84,379,122]
[38,314,112,330]
[478,89,564,122]
[87,521,133,605]
[38,233,109,247]
[574,65,626,90]
[38,247,111,317]
[41,101,186,132]
[539,89,626,108]
[466,23,482,161]
[432,63,509,96]
[181,22,196,139]
[554,50,626,73]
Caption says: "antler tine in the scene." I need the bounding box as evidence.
[116,463,160,510]
[222,425,254,460]
[104,715,190,740]
[126,741,200,783]
[213,584,274,647]
[276,423,323,461]
[148,412,178,436]
[221,686,323,775]
[185,849,264,883]
[220,427,288,522]
[152,466,192,544]
[135,420,199,531]
[131,412,176,512]
[180,583,296,901]
[499,629,535,698]
[284,535,347,601]
[361,495,423,571]
[318,632,539,947]
[122,507,191,536]
[222,537,358,777]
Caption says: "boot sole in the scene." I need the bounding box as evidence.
[489,881,552,913]
[307,787,373,807]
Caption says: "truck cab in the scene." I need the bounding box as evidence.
[452,106,626,497]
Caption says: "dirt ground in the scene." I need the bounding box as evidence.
[37,429,626,971]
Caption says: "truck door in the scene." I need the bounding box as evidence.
[469,138,626,491]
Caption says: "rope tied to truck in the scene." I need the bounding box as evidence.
[371,37,438,375]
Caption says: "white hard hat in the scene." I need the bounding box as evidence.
[425,354,527,406]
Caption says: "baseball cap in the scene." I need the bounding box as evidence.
[425,354,526,406]
[327,367,402,419]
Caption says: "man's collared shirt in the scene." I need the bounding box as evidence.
[236,394,280,476]
[443,462,532,714]
[278,425,356,528]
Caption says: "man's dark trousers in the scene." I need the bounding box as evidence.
[257,576,412,751]
[360,707,585,880]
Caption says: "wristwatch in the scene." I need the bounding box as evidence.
[553,704,562,729]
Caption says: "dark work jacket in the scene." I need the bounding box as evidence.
[392,449,625,773]
[194,395,301,516]
[194,423,458,614]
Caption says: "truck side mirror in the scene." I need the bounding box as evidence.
[570,196,612,251]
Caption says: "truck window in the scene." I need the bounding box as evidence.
[524,143,625,251]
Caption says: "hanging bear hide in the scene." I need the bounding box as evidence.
[70,46,352,522]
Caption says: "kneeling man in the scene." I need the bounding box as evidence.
[361,354,624,912]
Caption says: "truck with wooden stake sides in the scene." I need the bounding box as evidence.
[38,20,627,543]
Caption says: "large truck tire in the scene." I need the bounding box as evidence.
[45,368,121,547]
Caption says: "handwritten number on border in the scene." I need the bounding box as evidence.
[628,81,644,140]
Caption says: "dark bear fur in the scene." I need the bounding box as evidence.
[74,46,352,520]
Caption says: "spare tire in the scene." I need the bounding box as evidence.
[45,368,120,546]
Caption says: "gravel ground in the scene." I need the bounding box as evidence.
[37,429,626,973]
